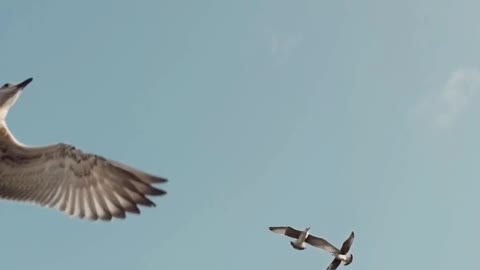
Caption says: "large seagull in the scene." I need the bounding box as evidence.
[0,78,167,221]
[269,226,328,250]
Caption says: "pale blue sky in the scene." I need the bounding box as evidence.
[1,1,479,269]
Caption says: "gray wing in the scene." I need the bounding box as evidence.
[0,143,167,221]
[305,235,339,254]
[269,226,302,239]
[339,231,355,253]
[326,258,341,270]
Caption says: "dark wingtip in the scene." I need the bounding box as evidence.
[124,204,141,214]
[151,188,167,196]
[99,214,113,221]
[17,77,33,89]
[152,176,168,183]
[112,211,127,219]
[269,226,283,232]
[128,210,141,215]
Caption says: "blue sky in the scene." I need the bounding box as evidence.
[1,1,479,269]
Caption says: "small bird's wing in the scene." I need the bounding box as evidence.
[305,235,339,254]
[339,231,355,253]
[0,143,167,221]
[269,226,302,239]
[326,258,341,270]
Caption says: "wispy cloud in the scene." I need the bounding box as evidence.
[413,68,480,128]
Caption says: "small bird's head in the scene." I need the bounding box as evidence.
[344,254,353,266]
[305,227,311,232]
[0,78,33,120]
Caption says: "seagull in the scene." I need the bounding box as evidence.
[0,78,168,221]
[308,231,355,270]
[269,226,331,250]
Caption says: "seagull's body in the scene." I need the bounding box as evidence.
[0,78,167,221]
[269,226,331,250]
[307,231,355,270]
[290,227,310,250]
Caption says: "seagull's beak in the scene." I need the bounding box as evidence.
[16,78,33,89]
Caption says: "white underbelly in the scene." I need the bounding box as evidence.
[294,238,305,247]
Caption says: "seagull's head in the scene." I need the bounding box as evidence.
[0,78,33,120]
[344,254,353,265]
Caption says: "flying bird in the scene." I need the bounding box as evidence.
[0,78,168,221]
[269,226,332,250]
[308,231,355,270]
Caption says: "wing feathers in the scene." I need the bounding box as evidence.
[106,183,141,214]
[125,188,155,206]
[58,185,70,212]
[305,235,340,253]
[67,186,77,215]
[326,258,341,270]
[49,186,64,209]
[109,160,167,184]
[91,184,112,220]
[83,187,97,220]
[74,188,85,218]
[0,143,167,221]
[339,231,355,253]
[269,226,302,239]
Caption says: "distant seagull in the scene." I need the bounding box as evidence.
[269,226,332,250]
[308,231,355,270]
[0,78,168,221]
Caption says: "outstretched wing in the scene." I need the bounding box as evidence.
[0,143,167,221]
[339,231,355,253]
[269,226,302,239]
[305,235,339,254]
[326,258,341,270]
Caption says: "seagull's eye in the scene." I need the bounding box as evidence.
[2,83,10,88]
